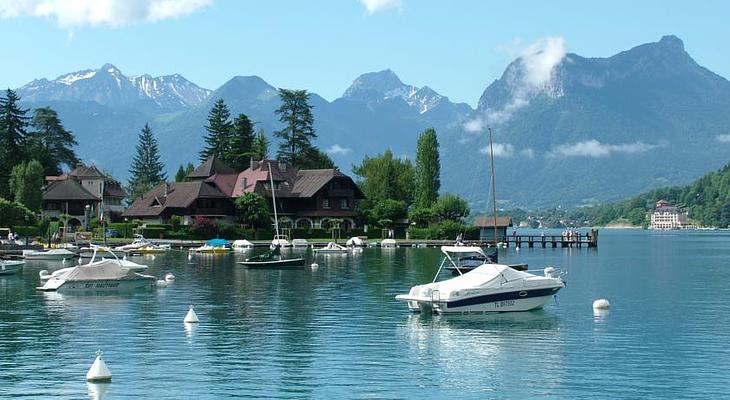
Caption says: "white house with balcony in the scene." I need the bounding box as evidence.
[650,200,689,230]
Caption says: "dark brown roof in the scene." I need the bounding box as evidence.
[43,180,100,201]
[123,181,229,217]
[188,155,236,179]
[473,216,513,228]
[104,181,126,198]
[69,164,105,178]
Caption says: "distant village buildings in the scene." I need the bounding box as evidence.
[41,164,126,231]
[650,200,689,230]
[123,156,364,231]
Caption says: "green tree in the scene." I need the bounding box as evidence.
[408,206,434,228]
[372,199,408,223]
[225,114,255,170]
[234,193,271,228]
[252,128,269,160]
[9,160,43,211]
[175,165,187,182]
[27,107,78,175]
[128,124,166,202]
[414,128,440,209]
[433,193,470,222]
[0,197,37,227]
[0,89,29,198]
[200,99,233,162]
[297,147,335,169]
[353,149,414,205]
[274,89,317,167]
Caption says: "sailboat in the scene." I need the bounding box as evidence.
[238,161,305,269]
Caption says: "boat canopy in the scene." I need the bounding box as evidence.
[206,239,229,247]
[433,263,533,292]
[440,246,486,255]
[63,260,141,281]
[232,239,254,247]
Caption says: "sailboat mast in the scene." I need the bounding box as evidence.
[267,161,280,237]
[488,127,499,248]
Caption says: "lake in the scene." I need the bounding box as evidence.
[2,229,730,399]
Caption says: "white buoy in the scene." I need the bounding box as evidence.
[62,258,66,265]
[122,255,127,261]
[593,299,611,310]
[184,305,199,323]
[187,253,193,261]
[515,245,520,251]
[165,273,175,281]
[156,279,169,287]
[78,258,82,265]
[86,350,112,382]
[310,262,319,269]
[151,255,156,260]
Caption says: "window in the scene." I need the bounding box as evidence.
[341,198,349,209]
[264,181,281,190]
[322,198,330,209]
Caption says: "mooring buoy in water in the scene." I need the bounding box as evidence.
[184,305,199,323]
[165,273,175,281]
[310,263,319,269]
[593,299,610,310]
[86,350,112,382]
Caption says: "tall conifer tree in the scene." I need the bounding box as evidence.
[0,89,29,198]
[200,99,233,162]
[226,113,255,170]
[252,128,269,160]
[128,123,166,201]
[414,128,441,209]
[274,89,317,167]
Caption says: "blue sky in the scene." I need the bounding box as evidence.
[0,0,728,106]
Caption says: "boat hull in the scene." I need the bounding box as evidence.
[414,287,562,314]
[42,278,155,292]
[0,261,24,275]
[24,253,75,261]
[238,258,306,269]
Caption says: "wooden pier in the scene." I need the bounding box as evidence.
[503,229,598,248]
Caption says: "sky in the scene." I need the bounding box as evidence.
[0,0,728,107]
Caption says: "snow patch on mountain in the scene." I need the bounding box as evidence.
[58,70,97,85]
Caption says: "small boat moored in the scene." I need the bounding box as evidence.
[36,246,155,292]
[314,242,349,254]
[395,246,565,314]
[238,246,305,269]
[232,239,254,250]
[190,239,232,254]
[0,259,25,275]
[291,238,310,248]
[23,248,76,260]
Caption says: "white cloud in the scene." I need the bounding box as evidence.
[479,143,514,157]
[464,36,567,132]
[548,140,662,158]
[716,134,730,143]
[326,144,352,155]
[0,0,211,28]
[519,148,535,158]
[358,0,401,14]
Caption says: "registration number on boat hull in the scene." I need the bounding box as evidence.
[494,300,515,308]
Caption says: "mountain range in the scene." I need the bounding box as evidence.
[15,35,730,209]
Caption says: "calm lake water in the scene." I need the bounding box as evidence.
[2,229,730,399]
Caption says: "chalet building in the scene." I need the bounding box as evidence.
[123,156,365,231]
[650,200,689,230]
[42,164,126,230]
[474,216,513,242]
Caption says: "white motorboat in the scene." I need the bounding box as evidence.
[270,235,292,249]
[346,237,365,247]
[291,238,310,248]
[37,246,154,292]
[381,238,397,248]
[126,243,170,255]
[0,260,24,275]
[23,248,76,260]
[232,239,254,250]
[395,246,565,314]
[113,234,150,251]
[313,242,349,254]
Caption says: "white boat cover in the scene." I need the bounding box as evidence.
[431,263,535,293]
[346,237,364,246]
[63,260,144,281]
[440,246,486,255]
[232,239,254,248]
[322,242,347,250]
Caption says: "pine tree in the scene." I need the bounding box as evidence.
[252,128,269,160]
[128,123,166,201]
[274,89,317,167]
[28,107,79,176]
[200,99,233,162]
[0,89,29,198]
[414,128,441,209]
[175,165,187,182]
[226,114,255,170]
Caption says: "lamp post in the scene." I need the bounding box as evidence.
[84,204,91,231]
